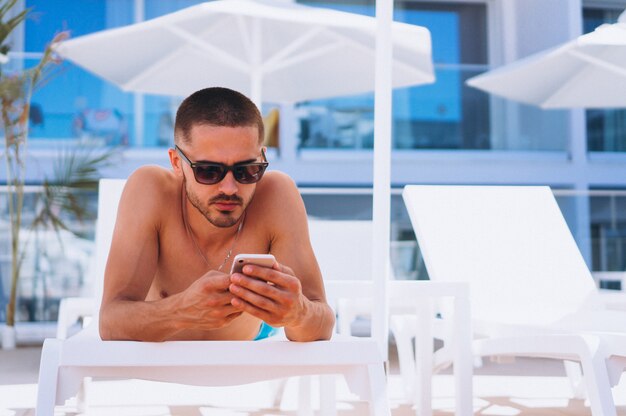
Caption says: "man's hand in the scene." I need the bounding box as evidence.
[174,270,243,330]
[228,263,308,328]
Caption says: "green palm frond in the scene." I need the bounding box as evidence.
[0,9,28,46]
[0,0,28,48]
[30,146,121,230]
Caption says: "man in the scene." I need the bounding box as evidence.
[99,87,335,342]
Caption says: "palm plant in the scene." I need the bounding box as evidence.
[1,0,65,330]
[0,1,116,336]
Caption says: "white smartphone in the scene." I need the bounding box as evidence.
[230,253,276,274]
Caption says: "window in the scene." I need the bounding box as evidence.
[25,0,134,145]
[297,1,490,150]
[583,6,626,152]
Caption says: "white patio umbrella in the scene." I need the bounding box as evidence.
[54,0,434,107]
[466,10,626,109]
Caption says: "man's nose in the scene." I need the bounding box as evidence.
[218,171,239,195]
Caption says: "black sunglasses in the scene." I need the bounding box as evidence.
[175,145,269,185]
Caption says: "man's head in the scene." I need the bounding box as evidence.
[174,87,264,146]
[169,87,267,229]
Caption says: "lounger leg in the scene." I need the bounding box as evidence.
[579,337,616,416]
[297,376,313,416]
[367,363,391,416]
[563,360,586,399]
[342,363,390,415]
[415,300,434,416]
[75,376,92,413]
[319,375,337,416]
[269,378,288,408]
[452,295,473,416]
[390,315,416,402]
[36,339,62,416]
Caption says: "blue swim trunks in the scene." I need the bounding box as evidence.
[254,321,278,340]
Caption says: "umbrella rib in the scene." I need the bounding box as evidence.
[326,26,425,77]
[567,48,626,78]
[263,25,428,79]
[164,23,249,72]
[236,15,254,64]
[263,41,345,74]
[261,26,326,72]
[123,23,250,91]
[122,50,188,92]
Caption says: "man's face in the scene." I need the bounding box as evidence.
[175,124,262,228]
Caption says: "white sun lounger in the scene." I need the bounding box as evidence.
[36,178,390,416]
[399,185,626,416]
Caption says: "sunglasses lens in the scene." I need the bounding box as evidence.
[194,165,225,184]
[234,164,267,184]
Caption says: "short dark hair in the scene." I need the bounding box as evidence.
[174,87,264,145]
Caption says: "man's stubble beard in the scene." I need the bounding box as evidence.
[183,175,252,228]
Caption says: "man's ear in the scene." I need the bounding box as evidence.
[168,147,183,177]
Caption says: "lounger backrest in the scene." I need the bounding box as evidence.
[403,185,601,327]
[91,178,126,319]
[307,219,374,309]
[308,219,373,281]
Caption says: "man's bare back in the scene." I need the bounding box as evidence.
[99,87,335,342]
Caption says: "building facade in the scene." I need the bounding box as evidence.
[2,0,626,323]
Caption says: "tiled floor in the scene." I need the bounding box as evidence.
[2,344,626,415]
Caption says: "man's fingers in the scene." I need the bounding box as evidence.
[230,273,278,296]
[229,283,278,313]
[201,272,231,291]
[216,295,241,309]
[273,262,295,276]
[230,297,273,323]
[228,262,304,329]
[239,265,299,291]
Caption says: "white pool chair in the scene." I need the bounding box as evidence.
[310,219,473,416]
[400,184,626,416]
[36,178,390,416]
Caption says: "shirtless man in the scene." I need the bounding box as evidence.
[99,87,335,342]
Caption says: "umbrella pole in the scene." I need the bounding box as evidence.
[133,1,145,146]
[373,0,392,360]
[251,17,262,110]
[251,73,262,110]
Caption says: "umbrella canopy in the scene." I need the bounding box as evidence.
[55,0,434,106]
[466,10,626,109]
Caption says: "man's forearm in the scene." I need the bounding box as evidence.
[285,300,335,342]
[99,297,181,342]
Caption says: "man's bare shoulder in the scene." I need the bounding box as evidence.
[126,166,179,194]
[255,170,300,202]
[251,171,305,227]
[121,166,181,214]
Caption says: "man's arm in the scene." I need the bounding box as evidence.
[99,167,241,341]
[228,172,335,341]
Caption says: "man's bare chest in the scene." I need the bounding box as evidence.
[147,221,271,299]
